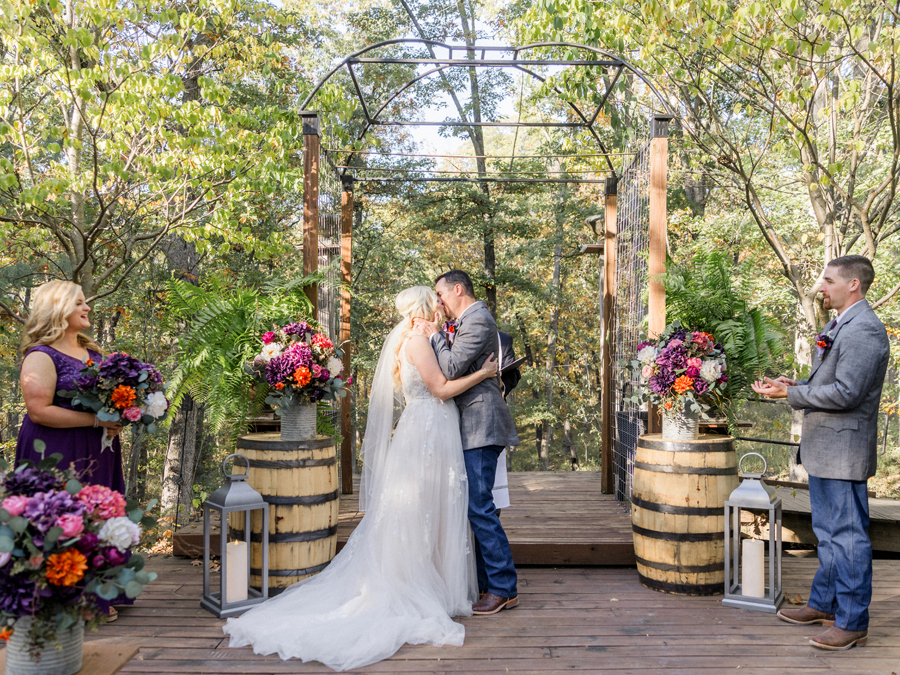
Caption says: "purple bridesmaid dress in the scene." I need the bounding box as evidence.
[15,345,125,493]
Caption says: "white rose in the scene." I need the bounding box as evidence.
[140,391,168,419]
[637,345,657,366]
[98,516,142,552]
[700,360,723,383]
[327,357,343,375]
[259,343,283,362]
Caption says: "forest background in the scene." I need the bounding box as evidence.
[1,0,898,541]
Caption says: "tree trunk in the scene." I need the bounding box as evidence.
[563,419,577,470]
[160,395,200,528]
[516,314,542,459]
[789,303,817,482]
[126,427,148,501]
[541,243,562,471]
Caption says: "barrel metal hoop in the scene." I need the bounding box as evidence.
[237,435,335,451]
[231,525,337,544]
[632,524,724,542]
[635,554,725,574]
[633,461,738,475]
[638,573,724,596]
[248,457,337,469]
[631,495,723,517]
[263,490,339,506]
[637,437,736,453]
[251,561,330,577]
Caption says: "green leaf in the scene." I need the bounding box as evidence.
[43,526,64,549]
[9,517,27,534]
[0,536,14,553]
[65,479,83,496]
[124,580,143,599]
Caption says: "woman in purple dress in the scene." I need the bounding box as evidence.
[16,280,125,491]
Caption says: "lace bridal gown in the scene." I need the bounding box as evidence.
[224,340,477,671]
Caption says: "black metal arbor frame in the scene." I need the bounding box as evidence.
[297,40,674,495]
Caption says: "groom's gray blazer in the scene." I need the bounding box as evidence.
[786,299,889,481]
[432,301,520,451]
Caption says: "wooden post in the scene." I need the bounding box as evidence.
[647,114,672,435]
[340,176,354,495]
[301,111,320,318]
[601,176,617,495]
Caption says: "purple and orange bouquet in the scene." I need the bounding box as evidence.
[0,444,156,653]
[628,323,729,414]
[246,320,350,414]
[60,352,169,447]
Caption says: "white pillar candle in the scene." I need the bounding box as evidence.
[742,538,765,598]
[225,540,248,603]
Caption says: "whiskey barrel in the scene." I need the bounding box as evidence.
[230,433,339,595]
[631,433,738,596]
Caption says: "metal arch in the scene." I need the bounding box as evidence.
[302,38,676,182]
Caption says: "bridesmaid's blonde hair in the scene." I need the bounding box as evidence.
[392,286,437,388]
[19,280,103,359]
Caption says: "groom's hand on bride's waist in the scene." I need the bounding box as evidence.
[413,314,441,338]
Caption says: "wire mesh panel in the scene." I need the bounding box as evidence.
[612,128,651,507]
[317,165,343,431]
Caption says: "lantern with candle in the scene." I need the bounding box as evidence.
[200,454,269,618]
[723,453,784,612]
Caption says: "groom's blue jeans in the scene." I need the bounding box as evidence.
[807,475,872,631]
[464,445,518,598]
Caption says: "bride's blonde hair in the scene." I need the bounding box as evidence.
[392,286,437,387]
[20,280,103,359]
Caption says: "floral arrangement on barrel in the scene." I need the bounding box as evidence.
[0,442,157,657]
[246,320,351,414]
[60,352,170,450]
[627,323,730,418]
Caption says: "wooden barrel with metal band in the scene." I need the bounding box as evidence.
[631,433,738,596]
[229,433,339,595]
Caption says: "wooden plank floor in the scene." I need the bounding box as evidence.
[337,472,636,565]
[68,553,900,674]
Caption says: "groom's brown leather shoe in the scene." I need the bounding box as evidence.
[809,626,868,650]
[472,593,518,615]
[776,606,835,625]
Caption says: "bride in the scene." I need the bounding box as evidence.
[224,286,497,671]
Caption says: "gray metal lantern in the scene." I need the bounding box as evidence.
[200,454,269,618]
[723,453,784,613]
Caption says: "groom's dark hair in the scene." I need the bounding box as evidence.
[435,270,475,298]
[828,255,875,294]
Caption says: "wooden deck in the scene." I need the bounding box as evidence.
[69,552,900,674]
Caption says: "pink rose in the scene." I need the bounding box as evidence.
[1,496,28,517]
[262,331,277,345]
[311,364,322,378]
[122,406,142,422]
[686,358,702,369]
[669,339,683,347]
[641,365,654,379]
[0,552,10,568]
[56,514,84,539]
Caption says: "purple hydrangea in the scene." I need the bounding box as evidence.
[670,329,688,342]
[309,388,325,402]
[23,490,86,546]
[0,570,44,615]
[694,379,709,395]
[98,352,143,381]
[75,372,99,390]
[648,368,676,396]
[3,466,60,496]
[139,363,164,386]
[718,374,728,384]
[266,343,314,386]
[283,322,312,339]
[655,344,687,370]
[74,532,100,556]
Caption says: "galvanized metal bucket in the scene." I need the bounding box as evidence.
[5,617,84,675]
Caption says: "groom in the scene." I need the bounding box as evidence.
[415,270,520,615]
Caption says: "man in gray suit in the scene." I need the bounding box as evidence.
[752,255,889,651]
[414,270,520,615]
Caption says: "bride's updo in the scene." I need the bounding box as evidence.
[393,286,437,387]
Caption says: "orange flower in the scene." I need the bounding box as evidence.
[293,367,311,387]
[46,548,88,587]
[110,385,136,410]
[664,401,673,409]
[86,358,95,367]
[275,383,284,390]
[0,626,12,642]
[672,375,694,394]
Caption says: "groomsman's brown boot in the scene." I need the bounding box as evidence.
[809,626,868,650]
[472,593,518,615]
[776,606,835,625]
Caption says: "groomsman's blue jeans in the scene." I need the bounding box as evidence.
[464,445,518,598]
[807,475,872,631]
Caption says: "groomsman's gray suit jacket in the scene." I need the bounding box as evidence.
[786,299,889,481]
[432,301,520,451]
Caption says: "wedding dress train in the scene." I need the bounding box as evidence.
[224,340,477,671]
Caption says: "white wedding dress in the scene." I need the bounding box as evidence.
[224,339,477,671]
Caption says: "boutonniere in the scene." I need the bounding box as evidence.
[441,319,458,344]
[815,331,834,360]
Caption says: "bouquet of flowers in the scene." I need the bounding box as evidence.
[0,442,156,655]
[628,323,729,415]
[60,352,169,450]
[246,320,350,414]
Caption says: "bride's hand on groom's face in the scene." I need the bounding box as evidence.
[412,314,440,337]
[480,353,498,379]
